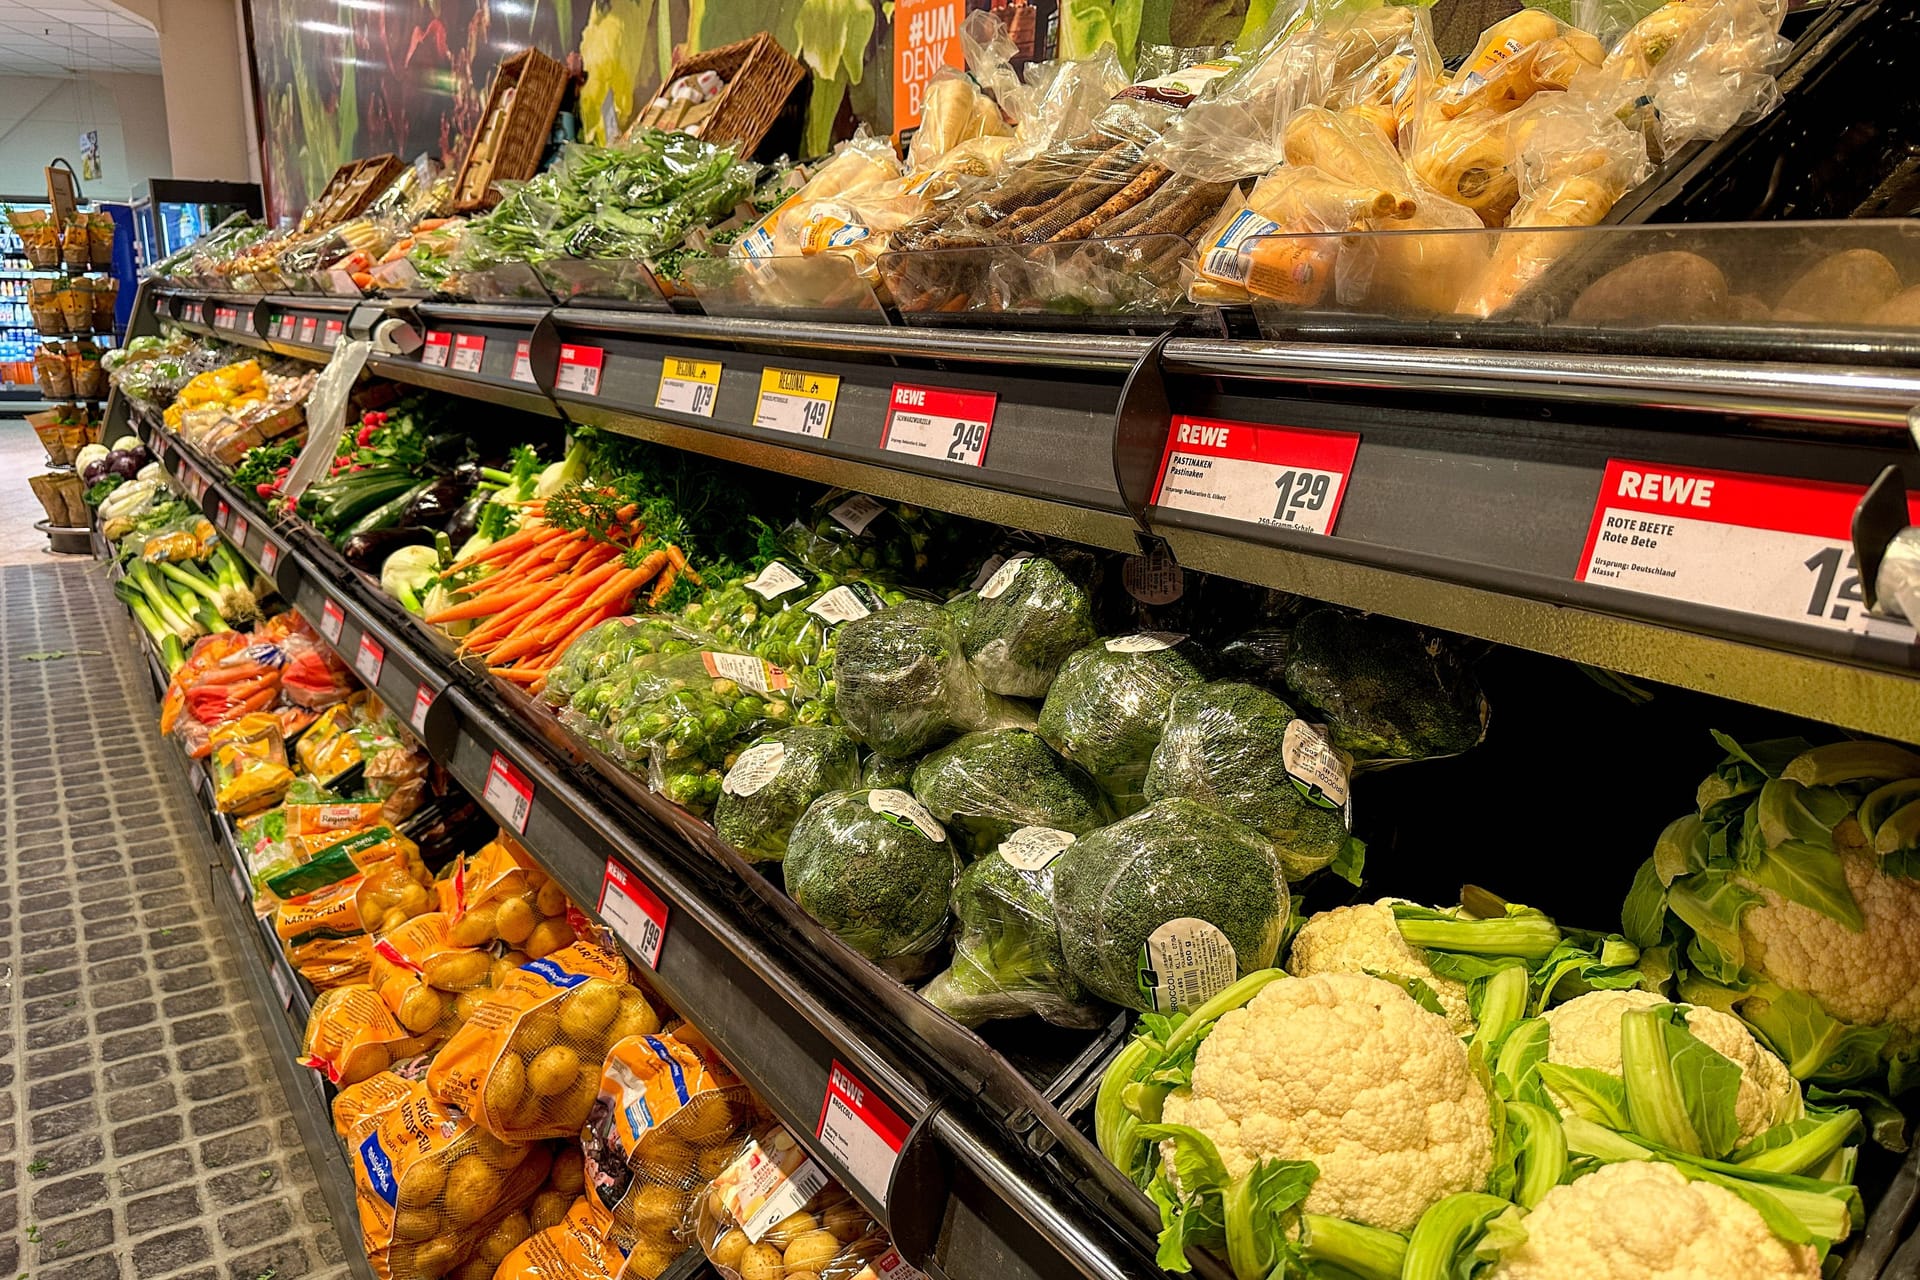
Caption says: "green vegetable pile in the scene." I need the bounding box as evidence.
[960,555,1098,697]
[910,728,1109,859]
[784,788,959,976]
[1284,608,1489,765]
[1037,634,1206,815]
[713,726,861,863]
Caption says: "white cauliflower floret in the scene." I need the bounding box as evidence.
[1160,971,1492,1232]
[1287,899,1472,1034]
[1488,1160,1818,1280]
[1542,990,1802,1144]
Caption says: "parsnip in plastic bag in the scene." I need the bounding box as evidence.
[1438,9,1604,119]
[906,71,1011,169]
[733,132,904,262]
[1631,0,1789,152]
[1333,188,1486,316]
[1197,165,1403,303]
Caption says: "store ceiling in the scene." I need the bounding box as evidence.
[0,0,161,75]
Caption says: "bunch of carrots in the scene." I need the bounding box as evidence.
[422,500,696,690]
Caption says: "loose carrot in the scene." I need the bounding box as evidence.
[448,522,551,572]
[545,605,624,662]
[584,551,668,614]
[425,582,549,624]
[458,588,558,650]
[488,666,549,684]
[648,564,678,607]
[663,544,701,586]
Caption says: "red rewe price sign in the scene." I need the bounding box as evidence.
[1578,460,1920,633]
[297,316,318,344]
[882,383,996,467]
[451,334,486,373]
[556,344,605,395]
[816,1062,911,1206]
[421,331,452,367]
[1152,415,1361,536]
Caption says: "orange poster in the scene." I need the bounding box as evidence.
[893,0,964,142]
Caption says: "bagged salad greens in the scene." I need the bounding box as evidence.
[910,729,1109,859]
[832,601,1031,757]
[960,555,1098,697]
[712,726,861,863]
[784,789,959,976]
[1035,633,1206,815]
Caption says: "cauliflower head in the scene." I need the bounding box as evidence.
[1287,899,1472,1035]
[1542,990,1802,1144]
[1739,832,1920,1040]
[1160,971,1492,1232]
[1487,1160,1819,1280]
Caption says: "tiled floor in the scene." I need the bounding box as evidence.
[0,557,354,1280]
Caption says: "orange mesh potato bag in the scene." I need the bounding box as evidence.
[288,933,374,990]
[446,832,577,955]
[302,985,443,1085]
[492,1197,627,1280]
[689,1122,891,1280]
[273,859,435,944]
[333,1070,421,1145]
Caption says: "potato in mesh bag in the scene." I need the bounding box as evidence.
[351,1077,552,1280]
[427,940,660,1141]
[275,859,436,945]
[369,912,496,1027]
[447,831,578,955]
[492,1197,627,1280]
[333,1070,424,1146]
[288,933,375,990]
[691,1122,891,1280]
[303,985,446,1086]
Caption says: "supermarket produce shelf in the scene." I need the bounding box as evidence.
[127,406,1173,1280]
[146,282,1920,744]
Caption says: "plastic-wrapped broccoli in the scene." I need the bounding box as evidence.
[753,578,906,703]
[713,726,861,862]
[784,789,959,977]
[1052,797,1288,1013]
[862,753,919,790]
[1035,634,1206,815]
[960,555,1097,697]
[921,827,1106,1029]
[910,729,1108,859]
[833,602,1030,757]
[1145,681,1363,883]
[1284,608,1489,765]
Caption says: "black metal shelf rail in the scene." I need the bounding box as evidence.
[128,403,1157,1280]
[143,282,1920,744]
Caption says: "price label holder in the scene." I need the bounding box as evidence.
[410,684,436,734]
[354,632,384,685]
[598,861,669,968]
[319,599,345,644]
[421,331,453,367]
[1576,460,1920,634]
[882,383,996,467]
[755,368,839,437]
[215,500,231,531]
[297,316,318,344]
[260,541,280,576]
[325,319,345,344]
[656,357,722,417]
[483,751,535,834]
[816,1062,910,1207]
[556,344,605,395]
[232,515,249,546]
[1152,415,1360,536]
[511,340,536,385]
[451,333,486,373]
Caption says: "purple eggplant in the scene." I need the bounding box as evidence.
[401,472,475,530]
[340,526,435,573]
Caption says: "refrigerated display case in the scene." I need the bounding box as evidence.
[130,178,263,269]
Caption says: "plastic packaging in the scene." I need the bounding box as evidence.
[909,728,1109,859]
[1282,608,1489,765]
[1437,9,1604,121]
[208,713,294,815]
[959,554,1097,697]
[1052,797,1289,1013]
[833,602,1030,758]
[1632,0,1789,153]
[446,831,578,953]
[1144,681,1361,881]
[688,1122,891,1280]
[368,912,495,1035]
[302,984,441,1085]
[1035,634,1207,815]
[713,726,863,863]
[492,1197,622,1280]
[922,829,1106,1028]
[783,789,959,975]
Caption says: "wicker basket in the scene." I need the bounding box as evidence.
[309,155,404,229]
[636,34,806,157]
[453,49,570,213]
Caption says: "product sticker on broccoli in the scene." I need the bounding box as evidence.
[978,556,1028,600]
[807,584,878,625]
[869,789,946,842]
[969,556,1005,591]
[829,494,887,534]
[1282,719,1352,809]
[1106,632,1186,654]
[1123,550,1184,605]
[999,826,1075,871]
[1137,918,1237,1013]
[722,742,787,797]
[700,651,789,695]
[746,561,807,600]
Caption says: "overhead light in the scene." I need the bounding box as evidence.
[298,18,349,35]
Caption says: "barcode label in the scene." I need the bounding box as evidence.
[483,751,534,834]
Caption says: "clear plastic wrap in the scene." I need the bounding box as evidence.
[1875,528,1920,626]
[1034,634,1207,815]
[861,753,919,791]
[1282,608,1488,765]
[688,1122,891,1280]
[1051,797,1289,1013]
[959,554,1098,697]
[832,602,1031,758]
[492,1197,624,1280]
[1632,0,1789,152]
[446,832,578,954]
[779,491,944,584]
[921,830,1106,1028]
[782,789,959,974]
[1144,681,1361,882]
[909,729,1109,859]
[713,726,863,863]
[1436,9,1604,120]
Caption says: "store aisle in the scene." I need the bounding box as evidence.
[0,560,352,1280]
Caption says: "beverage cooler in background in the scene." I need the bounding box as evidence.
[130,179,263,270]
[0,199,49,400]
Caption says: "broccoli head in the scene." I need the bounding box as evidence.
[1036,636,1206,815]
[862,752,919,790]
[910,729,1109,858]
[1284,608,1488,764]
[961,556,1098,697]
[1145,680,1361,881]
[832,602,988,756]
[713,726,861,862]
[921,830,1106,1029]
[784,789,958,975]
[1052,797,1288,1012]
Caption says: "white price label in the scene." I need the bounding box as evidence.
[656,357,722,416]
[1577,460,1920,633]
[324,319,344,343]
[598,860,668,969]
[410,684,435,734]
[1153,416,1360,536]
[556,344,604,395]
[511,340,535,384]
[297,316,318,344]
[232,516,249,546]
[421,331,452,367]
[816,1062,911,1207]
[260,542,279,574]
[745,561,806,600]
[354,633,384,685]
[882,382,996,467]
[228,862,245,903]
[216,500,231,530]
[153,435,168,458]
[319,599,345,643]
[451,334,485,373]
[483,751,534,834]
[755,368,839,437]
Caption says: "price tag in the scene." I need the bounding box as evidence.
[232,515,249,546]
[260,542,279,574]
[511,340,535,385]
[215,500,231,530]
[325,319,344,343]
[755,369,839,437]
[816,1062,910,1206]
[484,751,534,834]
[214,306,230,327]
[656,357,722,416]
[556,344,605,395]
[1576,460,1920,633]
[598,860,669,969]
[297,316,318,344]
[1152,415,1360,536]
[451,334,486,373]
[319,599,344,644]
[268,962,294,1011]
[882,383,996,467]
[275,314,292,340]
[354,633,384,685]
[153,435,168,459]
[410,684,435,734]
[421,331,453,367]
